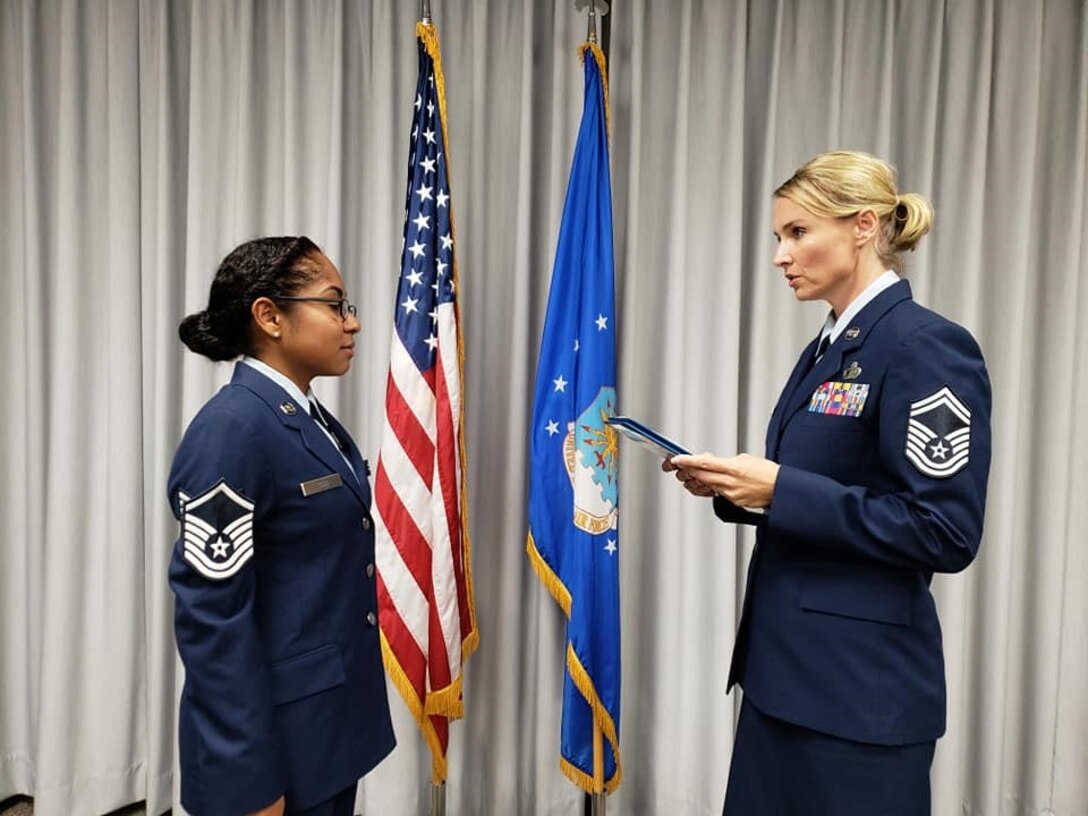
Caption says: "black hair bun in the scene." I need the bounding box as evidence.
[178,310,242,361]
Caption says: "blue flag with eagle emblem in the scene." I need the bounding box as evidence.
[526,43,621,794]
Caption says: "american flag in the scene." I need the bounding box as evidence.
[374,21,477,783]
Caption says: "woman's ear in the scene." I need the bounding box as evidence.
[855,208,880,246]
[251,297,283,340]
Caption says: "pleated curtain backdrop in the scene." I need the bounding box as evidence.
[0,1,1085,815]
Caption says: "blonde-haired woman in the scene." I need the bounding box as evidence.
[666,151,992,814]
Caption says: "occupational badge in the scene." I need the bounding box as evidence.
[905,386,971,478]
[842,361,862,380]
[178,480,256,580]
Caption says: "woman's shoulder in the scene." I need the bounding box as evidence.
[181,383,277,446]
[887,299,984,357]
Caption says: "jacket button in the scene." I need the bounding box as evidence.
[366,563,375,578]
[362,516,371,530]
[366,611,377,627]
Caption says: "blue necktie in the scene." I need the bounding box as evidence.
[310,398,343,451]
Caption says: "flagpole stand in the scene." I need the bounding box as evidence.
[430,781,446,816]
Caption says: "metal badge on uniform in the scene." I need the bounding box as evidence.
[280,401,297,416]
[179,480,256,581]
[808,381,870,417]
[845,326,860,340]
[905,386,971,478]
[300,472,343,497]
[842,361,862,380]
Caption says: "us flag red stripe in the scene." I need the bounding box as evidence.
[374,20,477,784]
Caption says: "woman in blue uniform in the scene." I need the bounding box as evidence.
[168,236,395,816]
[667,151,992,814]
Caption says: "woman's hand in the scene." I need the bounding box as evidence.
[664,452,780,509]
[248,796,286,816]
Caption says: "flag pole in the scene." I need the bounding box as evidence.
[587,6,605,814]
[431,780,447,816]
[590,721,606,815]
[420,6,441,814]
[423,13,443,816]
[418,0,443,797]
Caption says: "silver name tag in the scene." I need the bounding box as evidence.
[300,473,343,497]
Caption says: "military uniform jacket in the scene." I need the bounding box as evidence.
[715,280,992,746]
[168,363,395,815]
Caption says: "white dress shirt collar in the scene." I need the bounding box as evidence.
[240,356,316,414]
[818,270,900,346]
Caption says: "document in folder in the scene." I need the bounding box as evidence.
[606,416,689,458]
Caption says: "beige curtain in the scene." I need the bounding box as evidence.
[1,1,1084,814]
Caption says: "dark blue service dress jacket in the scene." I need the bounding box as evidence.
[168,363,395,816]
[716,280,991,746]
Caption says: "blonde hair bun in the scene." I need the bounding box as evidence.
[892,192,934,253]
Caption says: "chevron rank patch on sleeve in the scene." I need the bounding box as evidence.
[905,386,971,478]
[179,480,256,580]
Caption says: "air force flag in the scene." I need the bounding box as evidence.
[526,43,621,794]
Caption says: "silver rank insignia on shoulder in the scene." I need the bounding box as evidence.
[843,361,862,380]
[845,327,860,340]
[180,480,256,580]
[905,386,971,478]
[280,401,297,415]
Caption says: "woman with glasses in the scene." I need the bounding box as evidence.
[666,152,992,815]
[168,236,393,816]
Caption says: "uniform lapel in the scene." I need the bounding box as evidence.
[769,280,914,454]
[766,336,821,458]
[779,341,849,430]
[231,365,368,508]
[319,406,373,506]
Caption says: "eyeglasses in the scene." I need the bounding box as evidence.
[273,296,358,321]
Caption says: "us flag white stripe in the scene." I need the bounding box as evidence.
[389,336,439,439]
[372,494,430,652]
